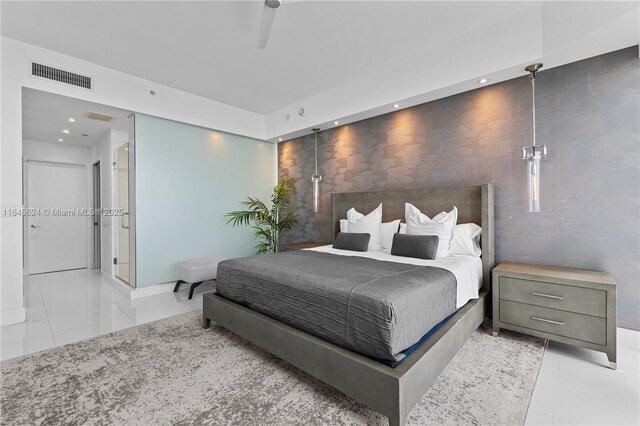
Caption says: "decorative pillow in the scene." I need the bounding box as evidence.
[451,223,482,256]
[381,219,401,249]
[346,204,382,250]
[405,203,458,258]
[390,234,439,260]
[340,219,348,233]
[332,232,371,252]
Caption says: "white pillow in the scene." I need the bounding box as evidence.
[343,217,398,250]
[347,204,382,250]
[451,223,482,256]
[402,221,482,256]
[381,220,401,249]
[405,203,430,224]
[405,203,458,258]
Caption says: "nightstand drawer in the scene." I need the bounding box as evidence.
[500,277,606,317]
[500,300,606,345]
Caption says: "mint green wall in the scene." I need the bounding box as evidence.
[134,114,276,287]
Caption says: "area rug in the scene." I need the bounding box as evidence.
[1,311,545,425]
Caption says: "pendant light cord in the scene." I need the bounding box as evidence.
[313,128,319,175]
[531,73,536,148]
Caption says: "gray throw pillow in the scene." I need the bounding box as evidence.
[333,232,371,252]
[391,233,439,260]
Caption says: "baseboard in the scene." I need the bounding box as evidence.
[1,307,26,326]
[129,282,175,300]
[618,327,640,351]
[100,271,175,300]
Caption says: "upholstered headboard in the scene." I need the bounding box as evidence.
[331,184,494,292]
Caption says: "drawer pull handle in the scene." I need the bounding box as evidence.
[531,316,564,326]
[531,292,564,300]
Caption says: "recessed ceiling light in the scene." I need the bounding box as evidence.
[57,138,63,142]
[333,121,339,126]
[68,118,75,122]
[393,104,400,109]
[478,78,489,84]
[278,137,283,141]
[62,129,70,134]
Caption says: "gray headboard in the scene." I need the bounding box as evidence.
[331,184,494,292]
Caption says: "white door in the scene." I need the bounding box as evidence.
[27,162,87,274]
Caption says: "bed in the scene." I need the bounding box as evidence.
[203,184,494,426]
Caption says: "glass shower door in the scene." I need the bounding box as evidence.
[115,143,131,285]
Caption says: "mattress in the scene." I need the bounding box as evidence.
[216,249,482,362]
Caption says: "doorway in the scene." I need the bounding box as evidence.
[26,161,87,274]
[21,88,134,283]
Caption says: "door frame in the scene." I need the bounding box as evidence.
[110,116,136,288]
[114,143,131,285]
[22,158,90,275]
[127,114,137,287]
[92,160,101,270]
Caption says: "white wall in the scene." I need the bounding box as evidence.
[23,139,92,164]
[1,36,266,325]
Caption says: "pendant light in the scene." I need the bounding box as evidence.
[522,63,547,213]
[311,128,322,214]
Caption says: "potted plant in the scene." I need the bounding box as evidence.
[226,180,297,254]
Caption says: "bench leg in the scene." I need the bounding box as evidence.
[174,280,186,292]
[188,281,203,299]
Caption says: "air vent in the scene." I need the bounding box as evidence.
[31,62,92,89]
[85,111,115,122]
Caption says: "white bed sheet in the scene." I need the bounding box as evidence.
[308,245,482,308]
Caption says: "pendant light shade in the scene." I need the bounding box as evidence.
[311,128,322,214]
[523,63,547,213]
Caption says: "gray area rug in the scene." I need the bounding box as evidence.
[1,311,544,425]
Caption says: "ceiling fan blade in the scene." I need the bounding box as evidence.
[257,4,277,49]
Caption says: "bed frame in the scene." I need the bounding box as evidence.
[203,184,494,426]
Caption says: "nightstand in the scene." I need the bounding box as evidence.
[283,241,329,251]
[492,262,617,369]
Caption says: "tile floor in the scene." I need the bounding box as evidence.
[1,269,639,425]
[0,268,213,361]
[525,328,640,425]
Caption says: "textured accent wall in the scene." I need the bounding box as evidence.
[278,46,640,330]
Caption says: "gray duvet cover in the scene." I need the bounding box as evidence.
[216,250,457,361]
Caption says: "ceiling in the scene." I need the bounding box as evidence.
[3,1,639,141]
[22,88,131,147]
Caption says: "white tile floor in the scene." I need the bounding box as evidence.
[525,328,640,425]
[0,268,213,360]
[2,269,639,425]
